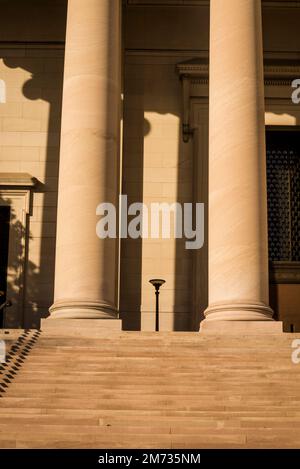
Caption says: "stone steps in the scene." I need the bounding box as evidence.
[2,412,300,424]
[0,424,297,438]
[0,328,299,448]
[1,430,299,450]
[5,384,297,394]
[5,398,299,410]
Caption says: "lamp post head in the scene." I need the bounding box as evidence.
[149,279,166,292]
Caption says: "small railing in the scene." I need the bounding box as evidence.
[0,299,12,312]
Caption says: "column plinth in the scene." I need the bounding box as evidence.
[202,0,278,331]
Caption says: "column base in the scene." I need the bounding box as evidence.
[201,302,279,334]
[200,320,283,335]
[49,300,118,320]
[204,302,274,322]
[41,318,122,338]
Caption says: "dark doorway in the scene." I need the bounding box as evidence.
[0,206,10,328]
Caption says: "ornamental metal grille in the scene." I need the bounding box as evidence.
[266,131,300,262]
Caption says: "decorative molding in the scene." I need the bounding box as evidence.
[270,262,300,284]
[126,0,210,5]
[0,173,37,188]
[177,59,300,81]
[0,41,65,49]
[177,58,300,142]
[127,0,300,8]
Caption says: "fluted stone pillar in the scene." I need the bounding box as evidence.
[49,0,121,321]
[201,0,280,333]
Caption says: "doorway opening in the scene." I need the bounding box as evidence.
[0,206,10,328]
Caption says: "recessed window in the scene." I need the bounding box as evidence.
[266,130,300,262]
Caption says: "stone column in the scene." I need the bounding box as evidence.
[49,0,121,320]
[202,0,278,332]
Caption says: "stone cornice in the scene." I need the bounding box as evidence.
[127,0,300,8]
[177,58,300,83]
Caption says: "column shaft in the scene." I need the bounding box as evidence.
[50,0,121,319]
[204,0,274,322]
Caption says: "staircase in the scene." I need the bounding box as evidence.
[0,327,300,449]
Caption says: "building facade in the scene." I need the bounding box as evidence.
[0,0,300,332]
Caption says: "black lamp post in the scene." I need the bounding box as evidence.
[149,279,165,332]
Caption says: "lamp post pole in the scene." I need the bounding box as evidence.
[149,279,166,332]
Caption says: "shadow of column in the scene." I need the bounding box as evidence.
[119,77,147,330]
[2,48,65,328]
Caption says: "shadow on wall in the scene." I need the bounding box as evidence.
[119,111,147,332]
[2,52,64,328]
[120,71,300,331]
[120,61,206,332]
[2,55,199,332]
